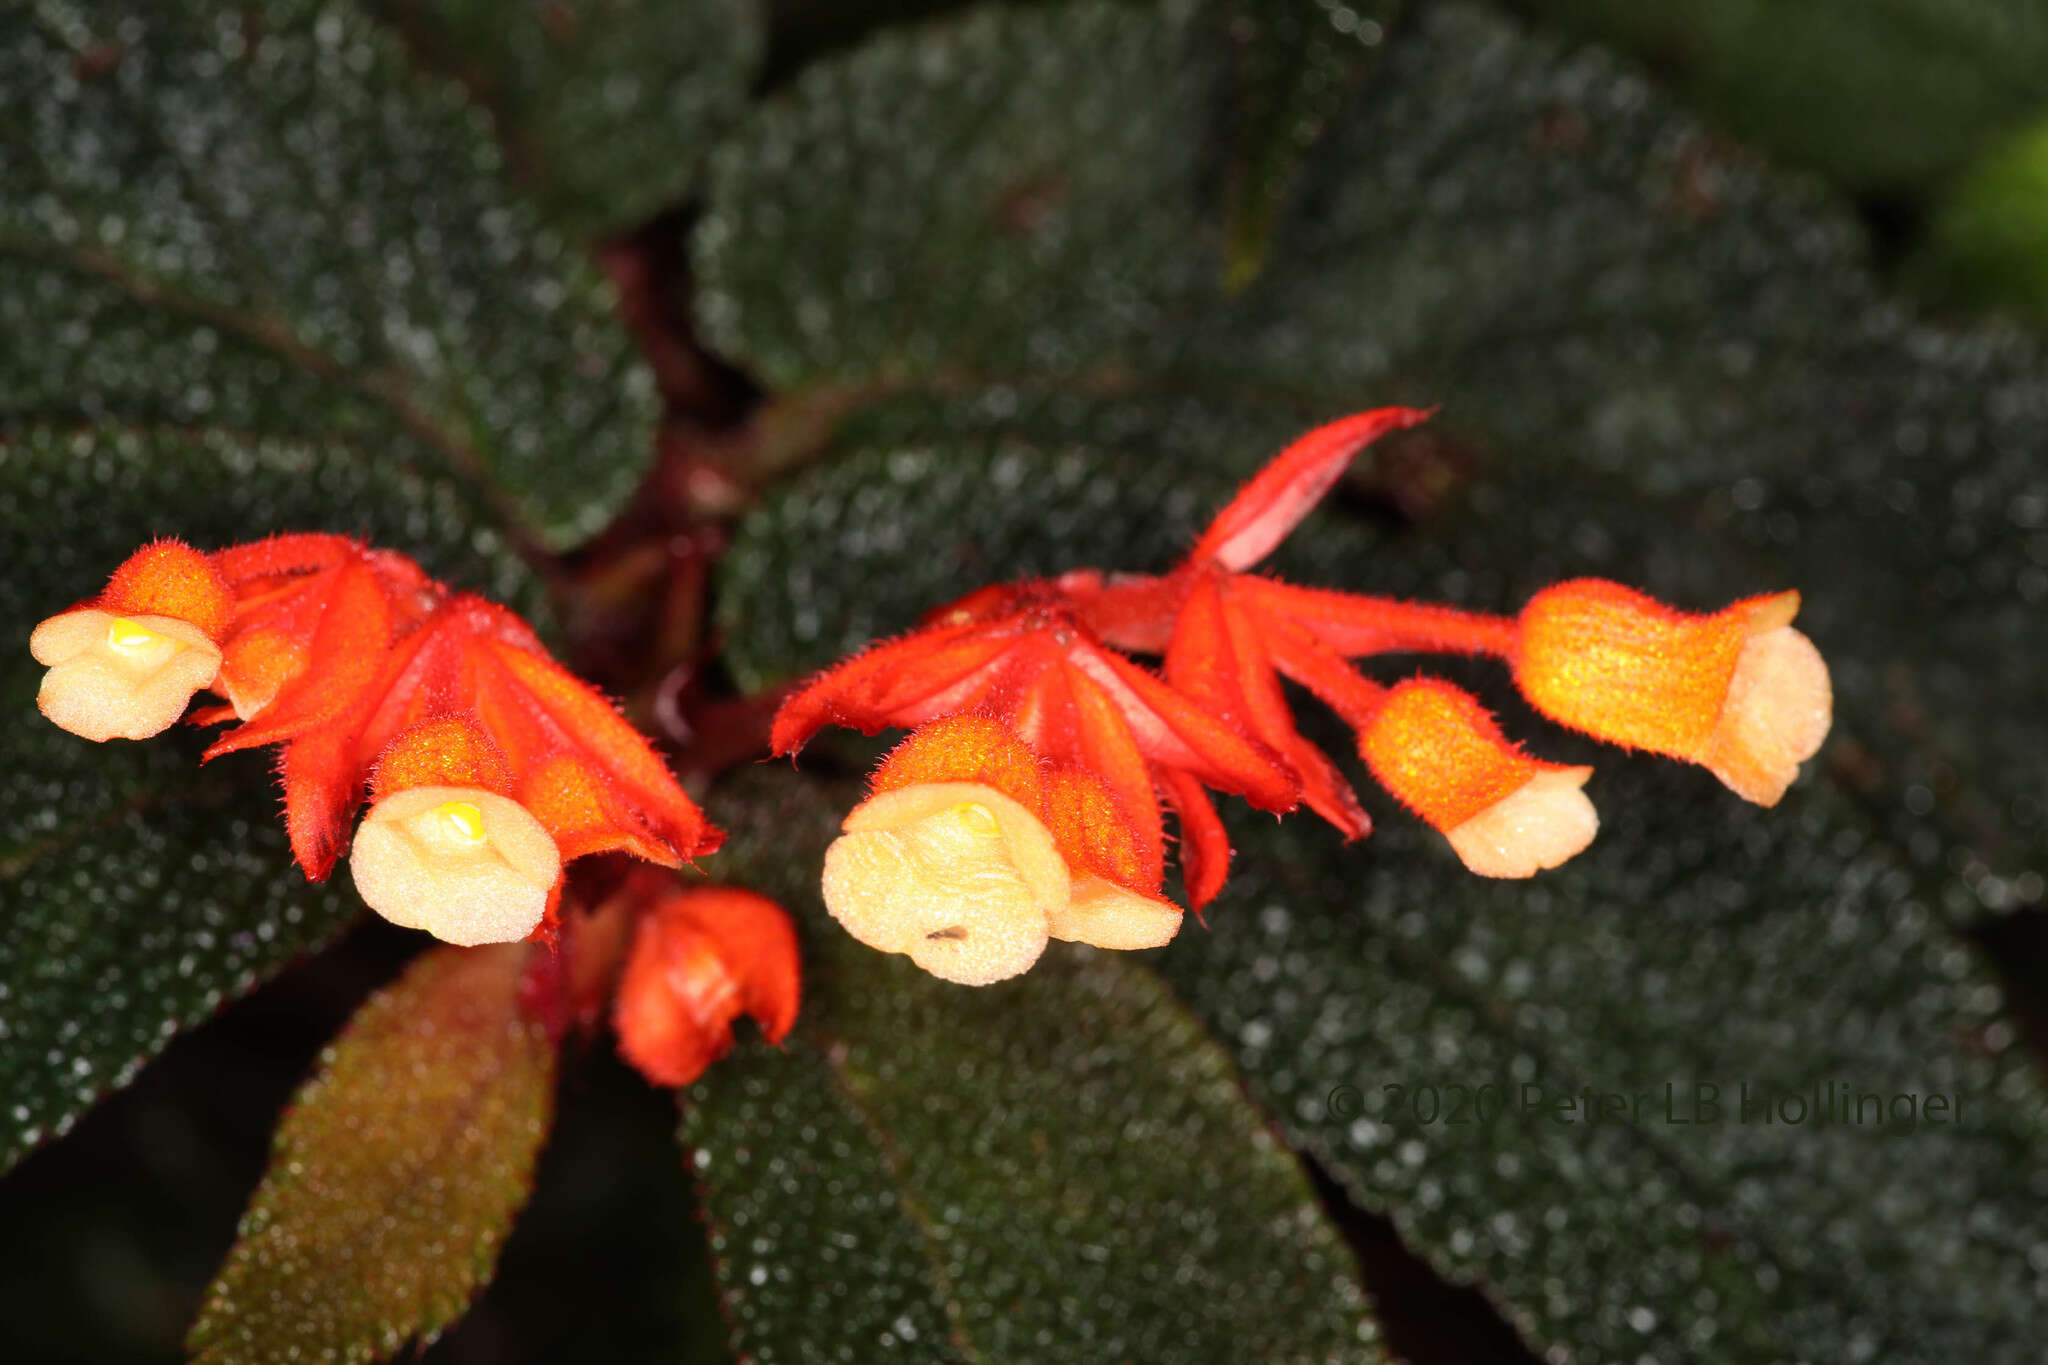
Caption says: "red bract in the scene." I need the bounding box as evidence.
[775,408,1833,984]
[31,533,722,947]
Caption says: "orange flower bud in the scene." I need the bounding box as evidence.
[100,539,234,640]
[369,717,514,799]
[614,886,800,1088]
[348,786,561,945]
[1359,679,1597,878]
[1514,581,1831,806]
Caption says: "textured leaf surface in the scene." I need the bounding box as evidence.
[0,0,657,547]
[718,421,2048,1361]
[1918,118,2048,328]
[0,426,535,1172]
[713,0,2047,925]
[707,4,2048,1343]
[1511,0,2048,193]
[1173,777,2048,1364]
[696,1,1212,393]
[188,941,557,1364]
[1216,0,1401,287]
[685,766,1379,1365]
[374,0,763,237]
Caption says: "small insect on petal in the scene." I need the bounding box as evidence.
[349,785,561,946]
[30,610,224,741]
[821,782,1067,986]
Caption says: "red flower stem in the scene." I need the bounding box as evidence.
[1240,579,1518,659]
[1072,571,1518,661]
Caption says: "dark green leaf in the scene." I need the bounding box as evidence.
[1917,118,2048,328]
[1505,0,2048,194]
[714,0,2047,926]
[686,766,1380,1365]
[372,0,764,238]
[706,7,2048,1345]
[1,0,657,547]
[695,1,1213,393]
[716,407,2048,1359]
[1216,0,1402,289]
[0,425,536,1172]
[188,941,557,1363]
[1170,777,2048,1363]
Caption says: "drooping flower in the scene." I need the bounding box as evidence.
[31,535,723,947]
[1512,579,1832,806]
[820,716,1184,984]
[776,408,1833,984]
[771,578,1300,980]
[30,539,234,741]
[613,880,800,1087]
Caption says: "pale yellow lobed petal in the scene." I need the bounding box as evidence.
[1703,626,1833,807]
[822,782,1067,986]
[1047,876,1183,950]
[348,785,561,946]
[30,609,223,742]
[1444,766,1598,879]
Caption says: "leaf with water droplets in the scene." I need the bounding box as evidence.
[1216,0,1402,288]
[1506,0,2048,193]
[687,766,1380,1365]
[371,0,764,238]
[714,0,2046,939]
[0,425,536,1173]
[1,0,657,547]
[187,941,557,1364]
[695,2,1215,396]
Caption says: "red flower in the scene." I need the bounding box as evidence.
[613,880,801,1087]
[31,534,722,946]
[774,408,1833,984]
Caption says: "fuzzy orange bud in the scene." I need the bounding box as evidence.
[1513,581,1831,806]
[369,717,514,800]
[1359,679,1597,878]
[614,886,801,1088]
[101,539,234,641]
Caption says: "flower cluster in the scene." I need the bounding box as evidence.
[774,409,1833,985]
[30,534,723,947]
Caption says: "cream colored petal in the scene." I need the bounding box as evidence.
[30,610,222,742]
[1047,876,1183,950]
[1704,626,1832,807]
[822,782,1067,986]
[1444,766,1598,878]
[349,785,561,946]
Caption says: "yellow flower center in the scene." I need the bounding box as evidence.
[433,799,488,845]
[106,616,161,651]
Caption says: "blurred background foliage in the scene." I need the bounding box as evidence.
[5,0,2048,1361]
